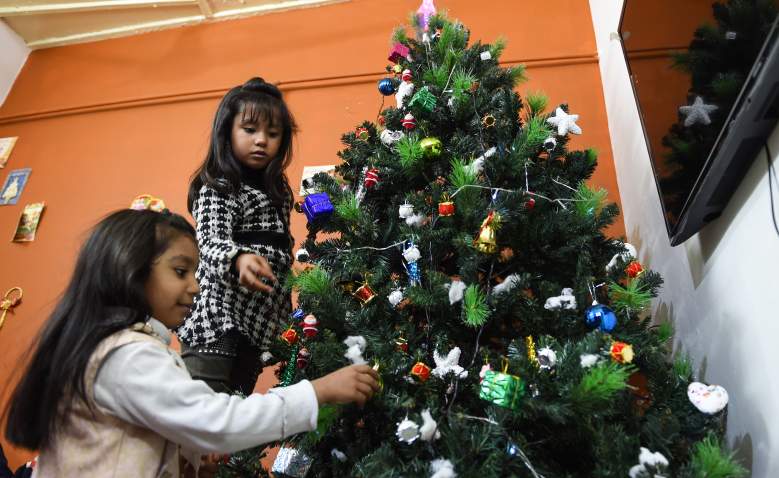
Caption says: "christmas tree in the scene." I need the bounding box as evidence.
[660,0,777,225]
[221,8,747,478]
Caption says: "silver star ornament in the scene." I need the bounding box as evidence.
[547,106,582,136]
[679,96,718,127]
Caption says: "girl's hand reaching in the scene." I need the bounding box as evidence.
[235,253,277,293]
[311,364,380,407]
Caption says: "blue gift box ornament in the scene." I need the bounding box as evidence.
[302,192,334,222]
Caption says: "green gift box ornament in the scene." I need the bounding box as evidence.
[479,367,525,410]
[409,86,437,112]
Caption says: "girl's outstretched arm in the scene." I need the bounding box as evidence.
[94,341,318,453]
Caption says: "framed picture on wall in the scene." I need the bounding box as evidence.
[12,202,45,242]
[0,137,18,168]
[0,168,32,206]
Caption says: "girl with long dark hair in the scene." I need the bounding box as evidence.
[4,203,378,477]
[178,77,300,395]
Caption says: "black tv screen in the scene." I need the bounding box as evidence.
[620,0,779,245]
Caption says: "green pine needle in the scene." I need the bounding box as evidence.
[335,192,362,223]
[574,182,608,217]
[608,280,652,314]
[449,157,478,188]
[513,115,551,157]
[525,90,548,116]
[688,434,748,478]
[506,64,528,86]
[672,353,693,381]
[463,284,490,327]
[572,362,632,411]
[655,321,674,344]
[489,37,507,59]
[452,70,476,101]
[424,63,451,89]
[586,148,599,167]
[291,266,331,297]
[396,136,423,170]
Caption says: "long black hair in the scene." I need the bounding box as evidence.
[187,77,297,212]
[4,209,196,450]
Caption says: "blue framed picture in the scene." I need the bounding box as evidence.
[0,168,32,206]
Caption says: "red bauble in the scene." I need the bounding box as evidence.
[410,362,431,382]
[402,113,417,130]
[438,201,455,216]
[625,261,645,278]
[281,327,299,345]
[296,348,310,369]
[526,197,536,211]
[300,314,319,338]
[364,168,380,189]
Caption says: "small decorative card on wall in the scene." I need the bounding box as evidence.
[0,137,18,169]
[299,165,336,195]
[0,168,31,205]
[13,202,45,242]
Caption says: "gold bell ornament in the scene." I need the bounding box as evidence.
[473,210,501,254]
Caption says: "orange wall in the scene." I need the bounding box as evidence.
[0,0,621,468]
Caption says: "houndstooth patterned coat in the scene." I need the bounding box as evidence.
[177,183,292,349]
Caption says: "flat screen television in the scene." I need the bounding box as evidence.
[619,0,779,245]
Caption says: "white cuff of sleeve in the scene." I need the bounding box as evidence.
[267,380,319,438]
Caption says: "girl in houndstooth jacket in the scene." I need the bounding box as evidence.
[177,77,298,395]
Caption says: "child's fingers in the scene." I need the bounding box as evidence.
[254,255,277,282]
[240,271,273,293]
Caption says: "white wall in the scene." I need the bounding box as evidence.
[0,19,29,107]
[589,1,779,476]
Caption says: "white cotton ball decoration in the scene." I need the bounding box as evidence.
[343,336,367,365]
[605,242,637,271]
[430,459,457,478]
[419,409,441,441]
[405,212,427,227]
[579,354,599,368]
[492,274,521,295]
[396,417,420,444]
[261,351,274,363]
[480,50,492,61]
[396,81,415,109]
[544,288,577,311]
[447,280,467,305]
[432,347,468,379]
[537,347,557,370]
[687,382,729,414]
[638,447,669,468]
[331,449,347,462]
[381,129,404,147]
[403,245,421,263]
[546,106,582,136]
[388,289,404,307]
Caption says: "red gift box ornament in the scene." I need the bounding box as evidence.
[364,168,380,189]
[438,194,455,216]
[281,327,299,345]
[355,126,370,141]
[625,261,645,278]
[300,314,319,338]
[410,361,431,382]
[388,42,410,64]
[526,197,536,211]
[402,113,417,130]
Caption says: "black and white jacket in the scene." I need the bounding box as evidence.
[177,181,292,349]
